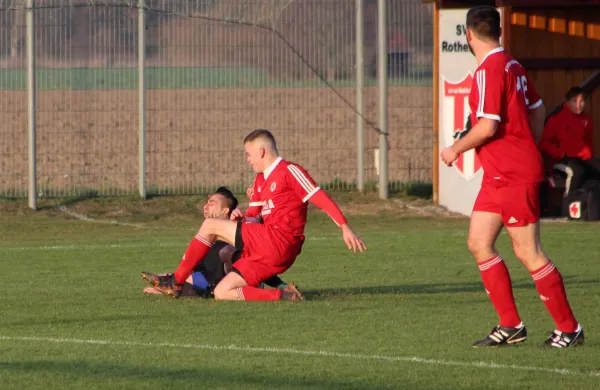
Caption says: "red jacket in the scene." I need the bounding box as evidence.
[539,104,594,164]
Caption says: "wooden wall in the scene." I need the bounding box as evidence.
[508,7,600,154]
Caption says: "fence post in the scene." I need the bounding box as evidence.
[377,0,388,199]
[356,0,365,192]
[26,0,36,209]
[138,0,147,199]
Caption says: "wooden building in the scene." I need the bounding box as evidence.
[426,0,600,205]
[427,0,600,149]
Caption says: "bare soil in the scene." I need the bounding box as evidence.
[0,85,432,194]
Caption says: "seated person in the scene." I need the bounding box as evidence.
[539,86,600,197]
[142,187,302,298]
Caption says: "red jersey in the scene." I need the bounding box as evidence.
[468,47,544,187]
[246,157,320,239]
[539,104,594,162]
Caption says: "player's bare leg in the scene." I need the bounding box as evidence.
[467,211,503,262]
[213,271,303,302]
[505,222,547,272]
[146,219,239,298]
[196,219,238,246]
[213,272,248,300]
[468,211,526,348]
[506,222,583,348]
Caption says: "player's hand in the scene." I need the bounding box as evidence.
[230,208,244,221]
[246,186,254,199]
[440,146,459,167]
[341,224,366,253]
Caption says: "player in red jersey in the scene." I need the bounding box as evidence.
[145,129,366,301]
[440,6,583,348]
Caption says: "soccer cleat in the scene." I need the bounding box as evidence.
[541,326,584,348]
[143,287,162,295]
[140,271,165,286]
[280,283,304,302]
[140,271,183,298]
[281,282,304,301]
[472,323,527,348]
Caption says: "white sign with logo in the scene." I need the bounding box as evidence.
[438,8,502,216]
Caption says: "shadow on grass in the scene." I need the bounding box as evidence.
[0,359,404,389]
[5,314,161,328]
[302,277,599,300]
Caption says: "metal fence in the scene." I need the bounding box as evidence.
[0,0,433,203]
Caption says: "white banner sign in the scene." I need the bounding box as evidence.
[437,8,502,216]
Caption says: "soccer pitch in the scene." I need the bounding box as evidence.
[1,194,598,389]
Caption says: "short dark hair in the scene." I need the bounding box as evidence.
[213,186,238,216]
[243,129,277,150]
[466,6,501,41]
[565,86,585,101]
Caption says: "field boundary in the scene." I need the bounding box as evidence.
[0,335,597,378]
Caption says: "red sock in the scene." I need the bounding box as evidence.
[531,261,578,332]
[478,255,522,328]
[237,287,282,301]
[173,234,212,284]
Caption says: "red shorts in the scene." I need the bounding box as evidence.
[232,222,302,287]
[473,183,541,227]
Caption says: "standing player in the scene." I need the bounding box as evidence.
[145,129,366,301]
[440,6,583,348]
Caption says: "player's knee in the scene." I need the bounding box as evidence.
[512,241,543,264]
[198,218,221,237]
[213,284,227,300]
[467,236,489,257]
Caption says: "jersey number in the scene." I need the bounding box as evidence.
[516,75,529,105]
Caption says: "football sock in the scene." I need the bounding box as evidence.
[531,261,578,333]
[237,286,282,301]
[173,234,212,285]
[478,255,522,328]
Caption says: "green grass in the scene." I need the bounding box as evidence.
[0,67,432,90]
[0,195,598,389]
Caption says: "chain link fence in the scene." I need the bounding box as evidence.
[0,0,433,198]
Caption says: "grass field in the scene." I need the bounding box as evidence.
[0,67,432,90]
[1,193,599,389]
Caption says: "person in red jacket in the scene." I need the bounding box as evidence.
[539,87,600,197]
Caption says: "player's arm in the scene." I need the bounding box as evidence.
[310,191,366,253]
[245,182,262,218]
[451,118,498,154]
[231,181,263,222]
[523,71,545,144]
[584,116,594,157]
[451,68,502,155]
[538,116,565,160]
[529,104,546,145]
[287,164,366,253]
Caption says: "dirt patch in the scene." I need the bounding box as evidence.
[1,85,432,194]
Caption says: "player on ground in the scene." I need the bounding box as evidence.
[141,187,298,298]
[440,6,583,348]
[145,129,366,301]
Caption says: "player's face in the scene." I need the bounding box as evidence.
[203,194,229,219]
[567,94,585,115]
[244,141,264,173]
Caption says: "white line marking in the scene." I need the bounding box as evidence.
[0,335,597,378]
[2,236,343,252]
[58,205,189,231]
[3,242,182,252]
[5,231,460,252]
